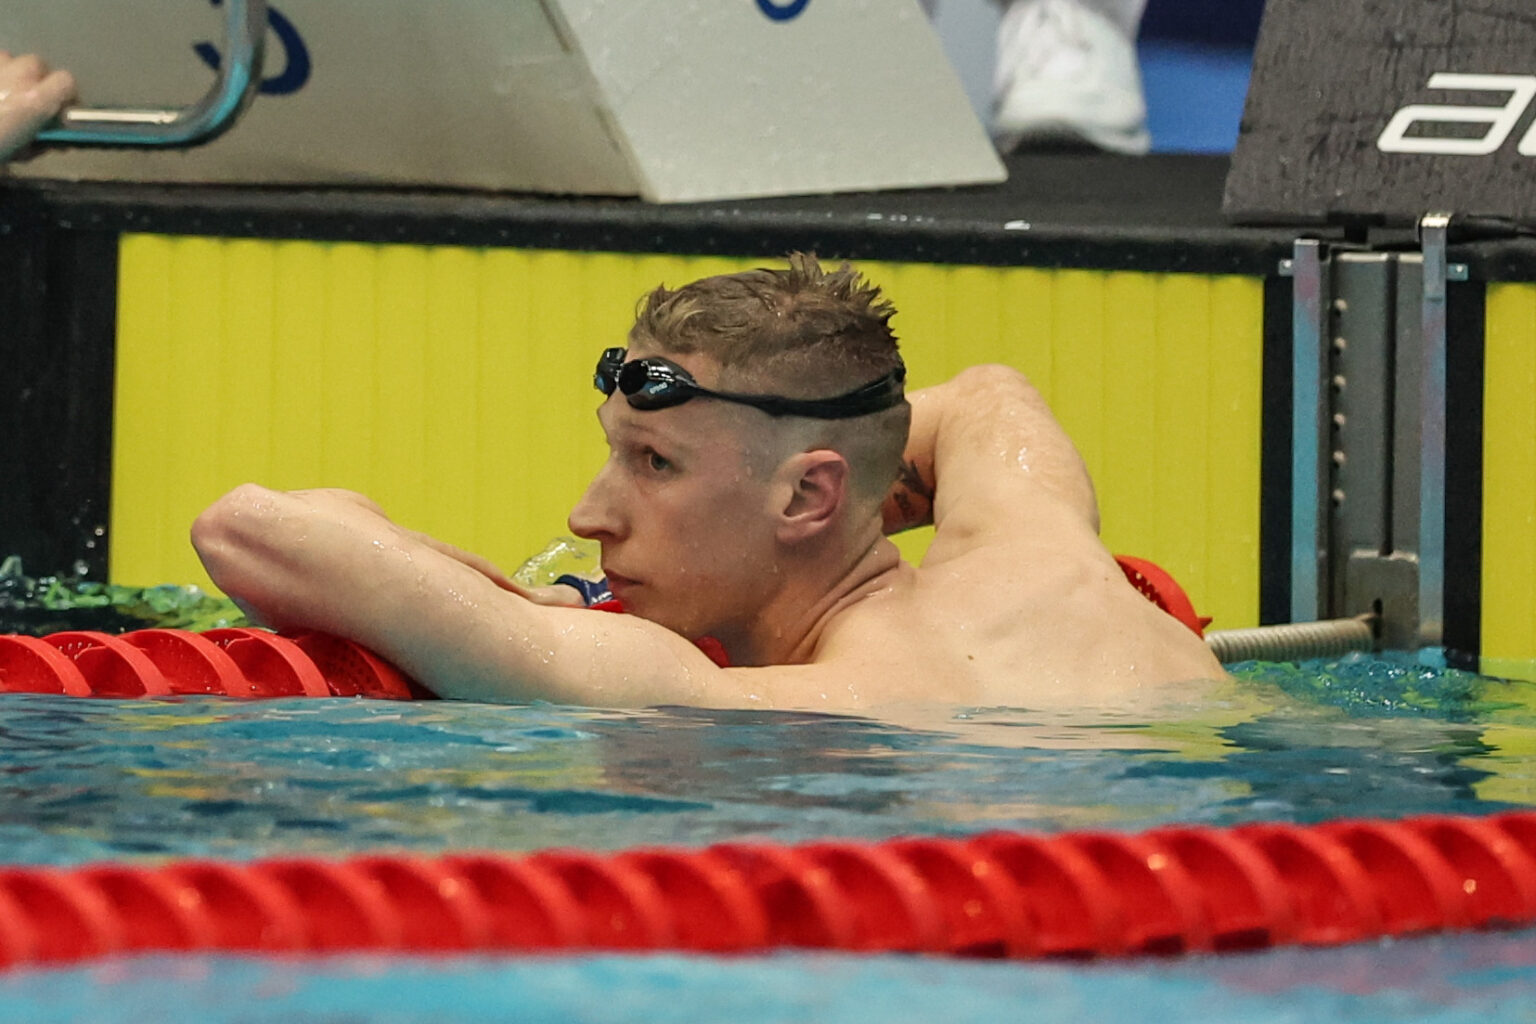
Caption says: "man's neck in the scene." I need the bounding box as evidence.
[713,527,904,667]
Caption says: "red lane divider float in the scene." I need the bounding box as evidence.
[0,812,1527,967]
[0,628,426,701]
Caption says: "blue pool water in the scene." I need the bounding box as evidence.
[10,937,1536,1024]
[0,651,1535,1021]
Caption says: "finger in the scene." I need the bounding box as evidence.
[0,53,48,93]
[33,69,77,109]
[0,71,75,157]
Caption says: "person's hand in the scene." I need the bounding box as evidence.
[0,52,76,164]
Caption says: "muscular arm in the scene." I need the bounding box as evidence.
[880,364,1100,537]
[190,485,724,705]
[221,487,579,610]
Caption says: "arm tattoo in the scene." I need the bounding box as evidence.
[896,459,934,501]
[887,459,935,531]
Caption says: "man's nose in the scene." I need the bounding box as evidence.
[568,464,622,540]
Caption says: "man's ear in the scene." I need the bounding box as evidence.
[773,450,848,544]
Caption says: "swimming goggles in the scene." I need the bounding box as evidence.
[593,347,905,419]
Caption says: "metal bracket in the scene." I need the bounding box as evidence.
[1280,214,1457,655]
[1415,213,1450,657]
[1287,238,1328,625]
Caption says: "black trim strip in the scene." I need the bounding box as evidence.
[0,205,118,581]
[1,153,1300,277]
[1443,280,1485,669]
[1259,272,1294,626]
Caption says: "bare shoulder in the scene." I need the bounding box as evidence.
[817,547,1226,707]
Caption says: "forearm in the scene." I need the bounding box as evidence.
[264,487,568,602]
[881,366,1100,535]
[880,391,938,534]
[190,484,687,703]
[192,484,420,633]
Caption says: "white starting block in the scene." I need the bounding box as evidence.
[1,0,1004,202]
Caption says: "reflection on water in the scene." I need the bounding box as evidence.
[0,652,1533,865]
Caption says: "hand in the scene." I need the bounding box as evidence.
[0,52,76,164]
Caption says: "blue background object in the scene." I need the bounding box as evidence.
[1141,0,1264,153]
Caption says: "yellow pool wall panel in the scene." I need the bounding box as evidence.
[112,236,1264,629]
[1481,282,1536,683]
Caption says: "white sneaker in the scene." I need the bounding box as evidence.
[992,0,1151,155]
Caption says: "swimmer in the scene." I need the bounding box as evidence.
[192,254,1224,711]
[0,53,75,163]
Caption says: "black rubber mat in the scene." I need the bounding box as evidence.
[4,151,1532,280]
[1,154,1293,276]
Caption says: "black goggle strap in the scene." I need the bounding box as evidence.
[716,365,907,419]
[593,347,906,419]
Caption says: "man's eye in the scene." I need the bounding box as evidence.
[646,450,672,472]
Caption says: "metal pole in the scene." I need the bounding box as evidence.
[1289,239,1327,623]
[1415,213,1450,654]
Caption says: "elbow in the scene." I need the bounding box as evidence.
[190,483,284,589]
[943,364,1043,415]
[954,362,1030,391]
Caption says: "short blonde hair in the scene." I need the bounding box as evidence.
[628,253,910,508]
[629,253,904,397]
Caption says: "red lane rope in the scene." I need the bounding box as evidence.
[0,813,1527,967]
[1114,556,1211,636]
[0,628,421,701]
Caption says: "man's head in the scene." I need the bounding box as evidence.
[624,253,909,505]
[568,255,911,647]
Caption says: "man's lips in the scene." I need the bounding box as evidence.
[604,570,638,595]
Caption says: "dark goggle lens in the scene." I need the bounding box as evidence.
[618,360,693,410]
[593,348,695,410]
